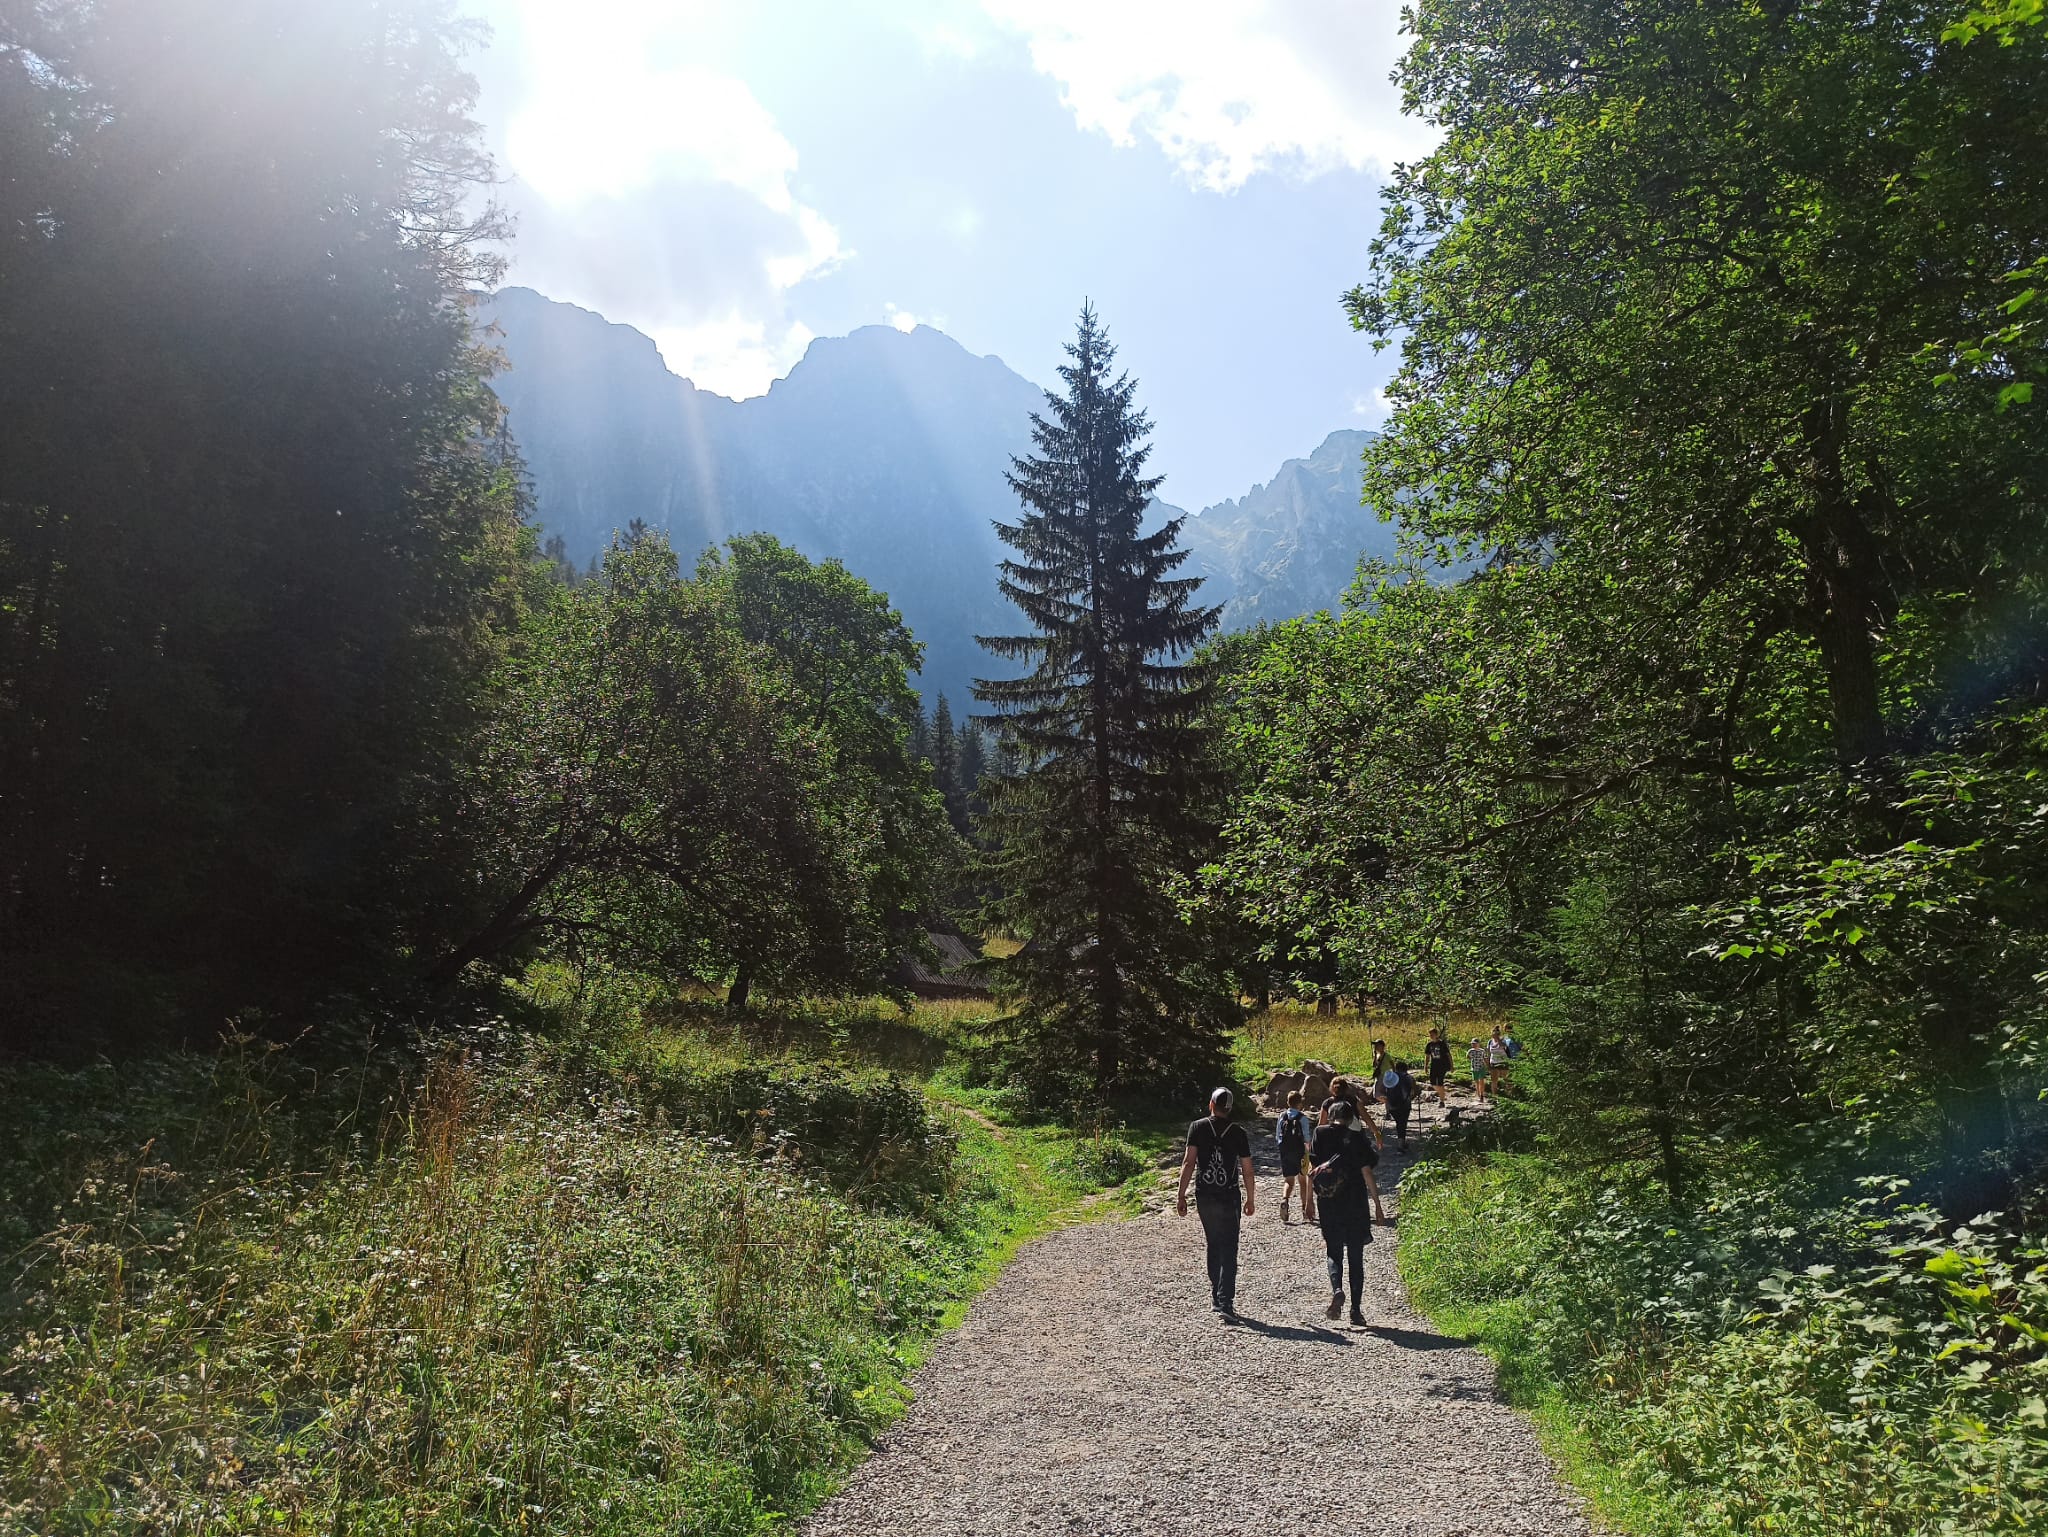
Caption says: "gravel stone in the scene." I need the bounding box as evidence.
[806,1096,1592,1537]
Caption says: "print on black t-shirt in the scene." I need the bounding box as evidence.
[1188,1117,1250,1202]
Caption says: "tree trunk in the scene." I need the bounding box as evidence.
[727,962,752,1011]
[425,849,571,989]
[1798,398,1890,768]
[1654,1110,1685,1206]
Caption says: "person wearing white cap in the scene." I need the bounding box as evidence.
[1177,1086,1254,1317]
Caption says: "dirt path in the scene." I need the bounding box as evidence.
[805,1094,1591,1537]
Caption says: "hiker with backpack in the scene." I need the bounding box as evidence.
[1382,1062,1416,1149]
[1177,1087,1255,1318]
[1319,1076,1390,1223]
[1275,1089,1315,1224]
[1311,1098,1380,1325]
[1424,1027,1453,1107]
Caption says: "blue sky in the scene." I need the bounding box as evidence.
[463,1,1430,509]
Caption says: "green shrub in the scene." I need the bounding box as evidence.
[1055,1124,1149,1187]
[639,1057,959,1212]
[1400,1153,2048,1534]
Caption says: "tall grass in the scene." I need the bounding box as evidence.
[0,989,1114,1535]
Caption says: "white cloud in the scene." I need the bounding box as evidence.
[486,0,842,397]
[980,0,1434,191]
[883,302,939,333]
[653,315,816,399]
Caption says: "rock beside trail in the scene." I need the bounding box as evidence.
[1258,1058,1341,1110]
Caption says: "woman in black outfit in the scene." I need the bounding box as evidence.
[1311,1099,1379,1325]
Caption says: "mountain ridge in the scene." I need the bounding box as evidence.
[482,288,1395,703]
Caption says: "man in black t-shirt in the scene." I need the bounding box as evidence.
[1424,1027,1453,1107]
[1177,1087,1255,1317]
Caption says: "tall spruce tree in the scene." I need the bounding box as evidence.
[954,719,986,832]
[974,304,1234,1103]
[931,693,964,833]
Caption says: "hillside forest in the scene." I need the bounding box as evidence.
[4,2,2048,1535]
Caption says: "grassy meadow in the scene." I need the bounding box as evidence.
[1231,1001,1503,1090]
[0,975,1159,1536]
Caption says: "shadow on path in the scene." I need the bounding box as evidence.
[1224,1314,1353,1345]
[1363,1323,1478,1352]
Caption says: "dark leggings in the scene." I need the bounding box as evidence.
[1324,1216,1370,1306]
[1196,1198,1241,1308]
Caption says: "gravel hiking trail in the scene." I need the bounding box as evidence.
[805,1101,1593,1537]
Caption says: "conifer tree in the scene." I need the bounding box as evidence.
[905,701,932,766]
[931,693,963,831]
[975,304,1234,1102]
[955,719,986,831]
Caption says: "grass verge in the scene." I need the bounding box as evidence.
[0,981,1145,1535]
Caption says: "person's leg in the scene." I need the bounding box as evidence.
[1213,1202,1241,1313]
[1323,1234,1344,1318]
[1346,1240,1367,1320]
[1197,1200,1226,1306]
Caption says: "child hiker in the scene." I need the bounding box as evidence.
[1275,1089,1315,1224]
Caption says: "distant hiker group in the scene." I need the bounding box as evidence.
[1180,1026,1520,1324]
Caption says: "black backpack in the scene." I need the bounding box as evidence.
[1277,1108,1307,1156]
[1312,1127,1361,1201]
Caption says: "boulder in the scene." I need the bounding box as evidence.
[1302,1073,1331,1105]
[1301,1059,1336,1078]
[1260,1069,1306,1109]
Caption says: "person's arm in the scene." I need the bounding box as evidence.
[1239,1154,1256,1216]
[1176,1142,1197,1216]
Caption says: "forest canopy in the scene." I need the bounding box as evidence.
[1204,0,2048,1217]
[0,1,953,1048]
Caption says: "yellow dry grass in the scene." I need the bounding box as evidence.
[1234,1001,1509,1084]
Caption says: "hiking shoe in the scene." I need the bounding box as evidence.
[1349,1307,1368,1327]
[1325,1291,1344,1320]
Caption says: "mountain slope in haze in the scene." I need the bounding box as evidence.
[483,289,1399,703]
[1177,429,1398,630]
[483,287,1046,707]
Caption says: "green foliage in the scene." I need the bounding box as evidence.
[1205,0,2048,1201]
[974,304,1237,1106]
[426,533,949,1005]
[1350,0,2048,768]
[0,1,532,1045]
[1402,1153,2048,1535]
[0,991,1107,1534]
